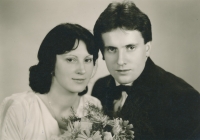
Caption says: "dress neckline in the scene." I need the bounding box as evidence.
[35,93,83,121]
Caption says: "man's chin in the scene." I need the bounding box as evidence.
[115,77,134,85]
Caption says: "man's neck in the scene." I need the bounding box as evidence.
[115,80,133,86]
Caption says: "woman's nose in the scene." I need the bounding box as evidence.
[76,62,86,74]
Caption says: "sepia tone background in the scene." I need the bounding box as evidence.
[0,0,200,103]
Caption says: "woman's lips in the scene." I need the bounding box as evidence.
[72,78,86,83]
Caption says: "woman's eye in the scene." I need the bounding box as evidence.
[105,47,117,53]
[85,58,93,63]
[66,58,76,63]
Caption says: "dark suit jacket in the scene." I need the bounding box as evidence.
[92,58,200,140]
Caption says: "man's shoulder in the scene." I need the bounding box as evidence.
[144,59,199,97]
[92,75,113,98]
[94,75,113,85]
[158,67,197,92]
[151,64,200,101]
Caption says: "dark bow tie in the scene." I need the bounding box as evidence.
[111,85,132,100]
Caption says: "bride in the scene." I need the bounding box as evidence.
[0,23,101,140]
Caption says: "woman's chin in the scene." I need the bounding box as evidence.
[69,87,87,94]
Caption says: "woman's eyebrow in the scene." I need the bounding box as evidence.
[64,54,77,57]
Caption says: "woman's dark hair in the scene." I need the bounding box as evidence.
[93,1,152,59]
[29,23,98,94]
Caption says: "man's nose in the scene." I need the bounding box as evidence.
[76,62,86,74]
[117,49,125,66]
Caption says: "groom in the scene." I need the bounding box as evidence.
[92,1,200,139]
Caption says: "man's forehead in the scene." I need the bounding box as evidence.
[101,28,144,47]
[103,27,141,34]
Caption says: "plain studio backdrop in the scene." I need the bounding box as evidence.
[0,0,200,103]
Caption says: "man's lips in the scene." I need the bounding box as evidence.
[115,69,131,75]
[116,69,131,72]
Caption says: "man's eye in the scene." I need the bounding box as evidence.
[105,47,117,53]
[85,58,93,63]
[127,45,136,51]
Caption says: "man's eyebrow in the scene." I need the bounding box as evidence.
[104,44,138,48]
[125,43,137,47]
[104,46,117,48]
[86,54,93,57]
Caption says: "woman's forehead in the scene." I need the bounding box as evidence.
[63,40,92,57]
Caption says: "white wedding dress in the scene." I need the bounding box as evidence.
[0,91,101,140]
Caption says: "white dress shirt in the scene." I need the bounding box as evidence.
[113,81,132,112]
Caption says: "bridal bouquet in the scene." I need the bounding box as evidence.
[51,103,134,140]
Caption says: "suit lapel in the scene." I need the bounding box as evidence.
[103,76,116,117]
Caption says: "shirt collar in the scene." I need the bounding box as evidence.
[115,80,133,86]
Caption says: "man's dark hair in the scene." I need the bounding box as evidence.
[29,23,98,94]
[93,1,152,58]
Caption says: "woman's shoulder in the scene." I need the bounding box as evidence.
[0,91,39,132]
[0,91,38,111]
[2,91,36,102]
[81,94,100,102]
[81,94,102,108]
[77,94,102,117]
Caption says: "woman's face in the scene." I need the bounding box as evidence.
[52,39,94,93]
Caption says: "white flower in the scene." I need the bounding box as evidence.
[76,130,102,140]
[103,132,113,140]
[80,121,93,130]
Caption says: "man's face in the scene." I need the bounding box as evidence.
[102,28,151,84]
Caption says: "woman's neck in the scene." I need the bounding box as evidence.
[48,85,80,113]
[45,86,80,130]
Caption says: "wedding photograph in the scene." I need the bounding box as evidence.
[0,0,200,139]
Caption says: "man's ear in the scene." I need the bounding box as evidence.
[145,41,152,57]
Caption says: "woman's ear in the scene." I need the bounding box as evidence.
[91,60,98,79]
[145,41,152,57]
